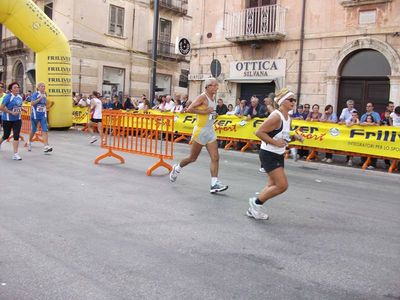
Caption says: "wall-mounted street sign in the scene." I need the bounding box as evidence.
[178,38,191,55]
[210,59,222,78]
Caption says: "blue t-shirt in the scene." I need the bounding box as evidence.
[2,93,23,121]
[31,91,47,119]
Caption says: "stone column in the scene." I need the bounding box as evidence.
[389,75,400,106]
[326,76,339,112]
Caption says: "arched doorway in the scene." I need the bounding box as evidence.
[14,61,24,92]
[338,49,390,114]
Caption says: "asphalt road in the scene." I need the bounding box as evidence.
[0,130,399,300]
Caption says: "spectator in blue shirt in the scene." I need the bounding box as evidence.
[360,102,381,124]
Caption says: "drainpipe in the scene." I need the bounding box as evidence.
[296,0,306,103]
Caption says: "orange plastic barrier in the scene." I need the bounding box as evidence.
[94,110,174,176]
[6,105,43,145]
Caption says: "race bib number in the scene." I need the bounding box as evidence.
[209,111,217,121]
[36,105,46,112]
[12,107,22,113]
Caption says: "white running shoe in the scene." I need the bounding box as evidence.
[326,158,333,163]
[44,145,53,153]
[28,143,32,151]
[12,153,22,161]
[259,167,266,173]
[247,197,269,220]
[169,164,180,182]
[210,181,228,193]
[347,159,353,167]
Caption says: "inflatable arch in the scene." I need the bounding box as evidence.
[0,0,72,128]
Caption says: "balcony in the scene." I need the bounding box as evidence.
[0,36,28,54]
[225,5,286,43]
[150,0,188,16]
[147,40,187,61]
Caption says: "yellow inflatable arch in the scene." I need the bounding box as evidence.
[0,0,72,128]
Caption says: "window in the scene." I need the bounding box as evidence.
[44,1,53,19]
[156,74,171,95]
[159,18,172,42]
[246,0,276,8]
[109,5,124,37]
[102,66,125,100]
[179,69,189,88]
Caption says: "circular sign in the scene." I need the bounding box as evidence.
[178,38,191,55]
[210,59,222,78]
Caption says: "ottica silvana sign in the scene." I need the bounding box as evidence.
[229,59,286,80]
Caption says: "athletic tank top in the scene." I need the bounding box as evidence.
[261,110,291,155]
[196,93,216,128]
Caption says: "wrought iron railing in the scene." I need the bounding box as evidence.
[150,0,188,15]
[225,5,286,42]
[147,40,186,61]
[0,36,26,53]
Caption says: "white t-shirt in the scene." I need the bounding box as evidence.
[91,97,102,119]
[164,101,175,111]
[390,112,400,127]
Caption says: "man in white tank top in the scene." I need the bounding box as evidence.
[169,78,228,194]
[88,91,103,144]
[247,88,304,220]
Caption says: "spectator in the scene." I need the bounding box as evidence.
[381,109,391,126]
[390,106,400,127]
[339,99,356,123]
[321,104,338,123]
[235,99,247,117]
[345,110,360,167]
[111,95,123,110]
[226,104,235,115]
[181,94,189,108]
[72,92,79,106]
[162,95,175,112]
[301,103,310,120]
[142,99,151,112]
[292,105,305,120]
[244,96,265,120]
[360,102,380,124]
[78,95,89,107]
[154,95,166,110]
[306,104,322,121]
[233,98,241,113]
[380,101,395,120]
[123,96,135,110]
[360,113,379,169]
[24,90,32,102]
[216,98,228,115]
[262,97,275,118]
[171,99,183,113]
[320,104,338,163]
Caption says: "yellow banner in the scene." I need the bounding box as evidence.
[70,109,400,159]
[72,107,90,124]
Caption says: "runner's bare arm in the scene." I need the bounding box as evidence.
[256,114,286,147]
[186,95,213,114]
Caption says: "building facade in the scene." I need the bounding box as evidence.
[0,0,192,99]
[188,0,400,114]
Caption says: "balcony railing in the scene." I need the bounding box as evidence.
[0,36,27,53]
[147,40,187,61]
[225,5,286,42]
[150,0,188,16]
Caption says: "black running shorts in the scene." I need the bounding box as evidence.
[259,149,284,173]
[90,118,102,123]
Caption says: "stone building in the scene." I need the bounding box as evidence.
[188,0,400,114]
[0,0,192,99]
